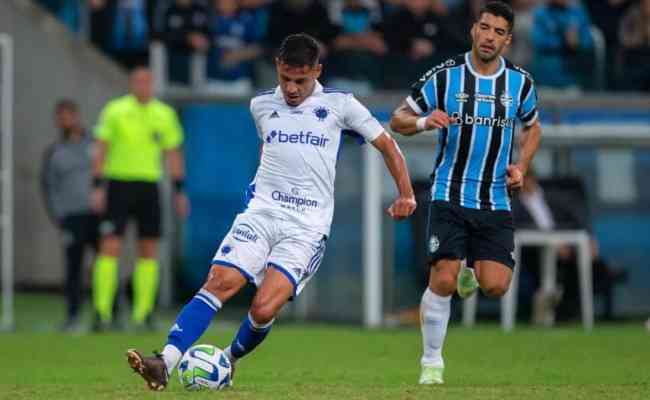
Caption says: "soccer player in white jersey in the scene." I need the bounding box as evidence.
[126,33,417,391]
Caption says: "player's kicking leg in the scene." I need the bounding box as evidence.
[419,259,461,385]
[221,233,325,382]
[127,265,247,391]
[222,266,295,383]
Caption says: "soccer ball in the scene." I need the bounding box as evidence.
[178,344,232,390]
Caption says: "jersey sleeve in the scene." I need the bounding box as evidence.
[517,76,539,127]
[94,102,116,142]
[343,95,384,143]
[250,98,264,139]
[405,69,437,115]
[160,106,184,150]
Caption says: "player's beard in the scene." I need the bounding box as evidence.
[476,44,502,63]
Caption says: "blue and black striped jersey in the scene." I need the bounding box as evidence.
[406,52,539,211]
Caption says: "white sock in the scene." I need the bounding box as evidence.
[420,288,451,368]
[161,344,183,375]
[223,345,237,364]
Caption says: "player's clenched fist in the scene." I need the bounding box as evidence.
[506,164,524,190]
[387,195,417,220]
[425,110,451,130]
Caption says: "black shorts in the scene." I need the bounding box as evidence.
[426,200,515,269]
[100,180,161,238]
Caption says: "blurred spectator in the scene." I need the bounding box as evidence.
[586,0,634,89]
[204,0,263,95]
[161,0,210,84]
[443,0,484,54]
[382,0,463,88]
[40,100,99,332]
[531,0,594,90]
[379,0,403,17]
[37,0,84,32]
[512,171,627,322]
[507,0,538,68]
[90,0,155,69]
[265,0,339,56]
[240,0,274,39]
[327,0,388,90]
[617,0,650,91]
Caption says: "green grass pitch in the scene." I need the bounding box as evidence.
[1,295,648,399]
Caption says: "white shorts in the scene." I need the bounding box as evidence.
[211,211,327,296]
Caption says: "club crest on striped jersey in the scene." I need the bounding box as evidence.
[500,92,513,107]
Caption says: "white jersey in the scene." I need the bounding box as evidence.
[245,81,384,236]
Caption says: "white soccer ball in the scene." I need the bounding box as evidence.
[178,344,232,390]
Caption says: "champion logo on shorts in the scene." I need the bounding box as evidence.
[429,235,440,253]
[221,245,232,255]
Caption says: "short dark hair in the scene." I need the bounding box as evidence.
[277,33,320,67]
[478,1,515,31]
[54,99,78,114]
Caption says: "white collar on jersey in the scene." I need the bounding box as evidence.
[464,52,505,79]
[273,81,324,103]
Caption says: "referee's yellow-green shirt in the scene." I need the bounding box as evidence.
[94,95,184,182]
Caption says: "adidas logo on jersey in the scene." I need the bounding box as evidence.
[269,111,280,119]
[266,130,329,147]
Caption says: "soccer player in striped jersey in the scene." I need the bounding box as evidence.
[390,1,542,385]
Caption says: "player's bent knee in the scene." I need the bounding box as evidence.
[482,281,510,298]
[430,272,457,296]
[203,265,246,300]
[99,236,122,257]
[249,302,276,325]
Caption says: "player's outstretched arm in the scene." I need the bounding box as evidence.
[390,100,450,136]
[371,132,417,220]
[507,120,541,190]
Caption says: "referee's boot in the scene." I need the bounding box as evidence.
[126,349,169,391]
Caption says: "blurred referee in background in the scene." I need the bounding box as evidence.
[92,67,188,330]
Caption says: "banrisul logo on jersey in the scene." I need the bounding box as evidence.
[232,224,258,243]
[449,112,514,129]
[265,130,329,147]
[272,187,319,212]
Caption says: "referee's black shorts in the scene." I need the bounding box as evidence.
[100,180,161,238]
[426,200,515,269]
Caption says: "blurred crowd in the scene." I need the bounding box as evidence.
[36,0,650,92]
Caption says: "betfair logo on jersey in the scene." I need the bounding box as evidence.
[266,130,329,147]
[449,112,514,128]
[232,224,258,243]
